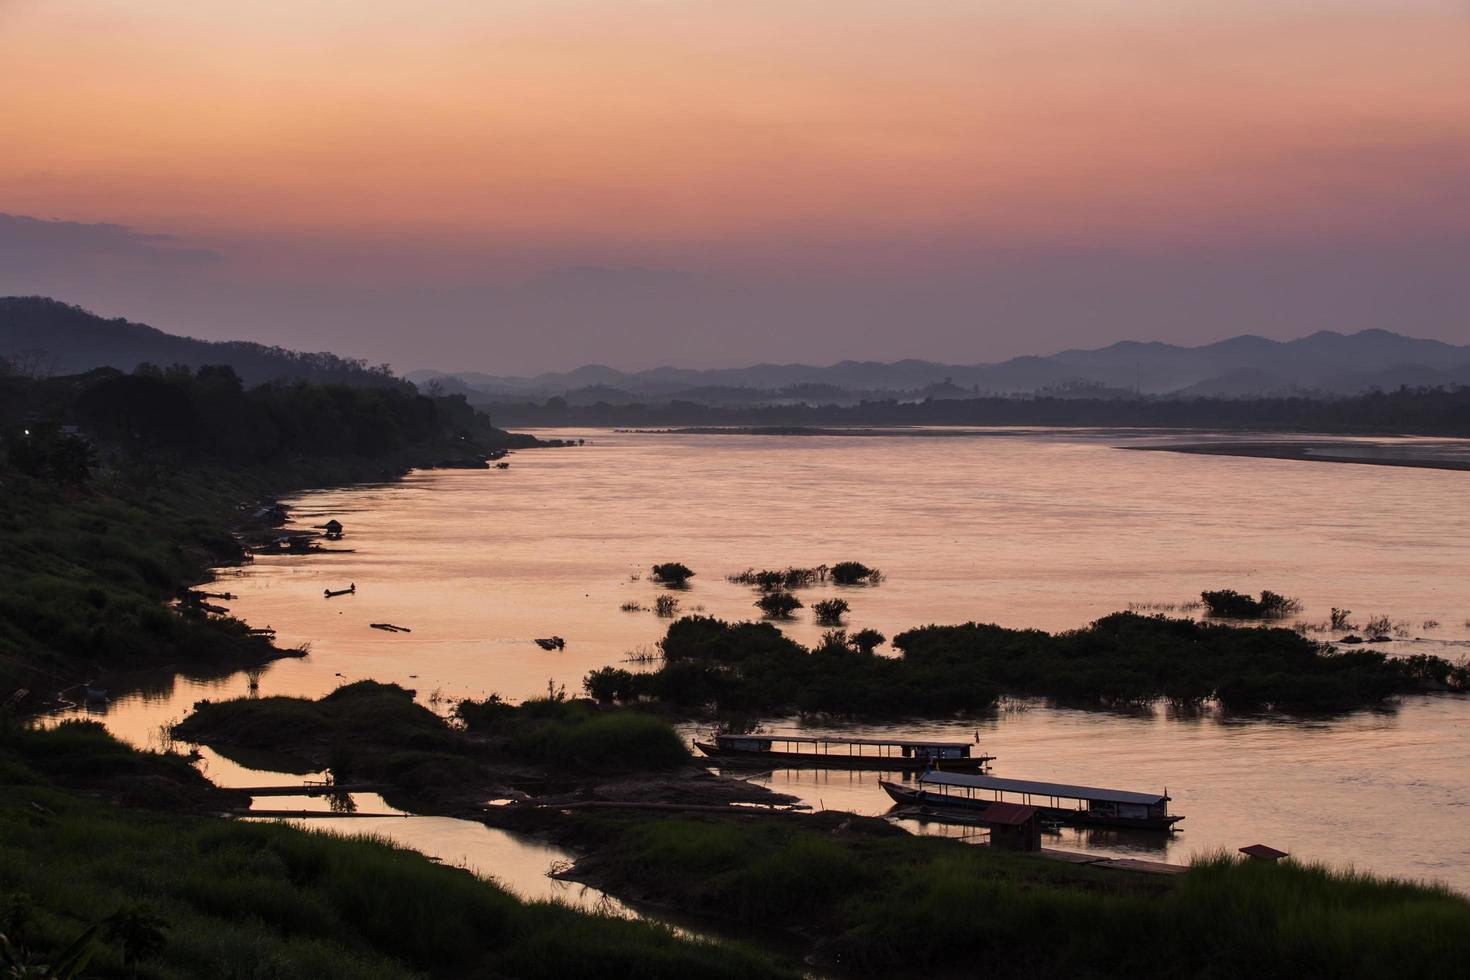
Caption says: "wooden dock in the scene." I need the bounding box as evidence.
[234,783,388,797]
[237,809,408,819]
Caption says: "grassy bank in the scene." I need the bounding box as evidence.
[0,720,788,979]
[0,364,543,701]
[596,612,1469,716]
[534,810,1470,978]
[174,682,695,808]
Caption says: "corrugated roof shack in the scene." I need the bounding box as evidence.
[980,801,1041,851]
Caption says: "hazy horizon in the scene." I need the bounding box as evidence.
[5,2,1469,373]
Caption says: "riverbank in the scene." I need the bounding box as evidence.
[172,682,790,815]
[482,803,1470,978]
[0,719,790,978]
[156,680,1470,976]
[0,436,549,711]
[1123,438,1470,472]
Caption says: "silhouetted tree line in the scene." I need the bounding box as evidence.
[486,386,1470,435]
[587,612,1469,715]
[0,363,512,471]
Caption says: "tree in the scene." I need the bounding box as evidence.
[651,562,695,587]
[755,591,802,618]
[849,628,886,654]
[813,598,849,625]
[584,666,636,703]
[830,561,881,585]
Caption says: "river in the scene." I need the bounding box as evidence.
[63,428,1470,893]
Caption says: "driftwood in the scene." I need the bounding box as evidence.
[324,584,356,598]
[534,636,565,651]
[370,623,412,633]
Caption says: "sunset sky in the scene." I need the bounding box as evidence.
[3,1,1468,372]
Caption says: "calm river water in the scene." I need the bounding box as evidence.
[70,428,1470,893]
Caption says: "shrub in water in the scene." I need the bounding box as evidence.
[1201,588,1300,618]
[830,562,880,586]
[651,563,695,587]
[812,598,849,626]
[755,591,803,618]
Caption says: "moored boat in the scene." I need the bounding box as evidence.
[881,771,1183,831]
[694,733,993,771]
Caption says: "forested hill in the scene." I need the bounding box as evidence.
[0,296,402,388]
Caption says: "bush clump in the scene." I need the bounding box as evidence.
[1201,589,1302,618]
[830,562,882,586]
[651,563,695,587]
[728,566,827,591]
[812,598,849,626]
[457,692,689,771]
[755,591,803,619]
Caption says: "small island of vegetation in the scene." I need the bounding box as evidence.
[584,612,1469,716]
[1201,588,1302,618]
[650,562,695,587]
[173,681,706,811]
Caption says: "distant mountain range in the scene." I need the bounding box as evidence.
[412,329,1470,404]
[4,296,1467,403]
[0,296,403,388]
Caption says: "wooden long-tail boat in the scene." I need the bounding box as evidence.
[881,771,1183,831]
[693,733,993,771]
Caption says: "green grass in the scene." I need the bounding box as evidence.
[0,723,790,979]
[176,683,692,797]
[459,693,694,772]
[558,812,1470,978]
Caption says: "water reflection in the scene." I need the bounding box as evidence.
[41,429,1470,894]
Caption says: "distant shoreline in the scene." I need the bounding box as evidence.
[1123,441,1470,472]
[616,425,1191,438]
[616,425,1470,471]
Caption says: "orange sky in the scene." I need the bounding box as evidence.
[2,1,1468,368]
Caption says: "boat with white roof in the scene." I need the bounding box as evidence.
[694,733,994,771]
[881,771,1182,830]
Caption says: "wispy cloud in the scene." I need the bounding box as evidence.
[0,213,222,273]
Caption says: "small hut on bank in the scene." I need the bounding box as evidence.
[981,801,1042,852]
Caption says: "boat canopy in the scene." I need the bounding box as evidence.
[717,734,971,750]
[920,771,1167,807]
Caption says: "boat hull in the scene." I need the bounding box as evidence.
[695,742,993,772]
[880,781,1183,831]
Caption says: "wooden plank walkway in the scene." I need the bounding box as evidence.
[234,784,388,797]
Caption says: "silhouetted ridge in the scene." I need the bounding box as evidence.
[0,296,404,388]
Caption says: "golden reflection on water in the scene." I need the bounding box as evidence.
[65,429,1470,893]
